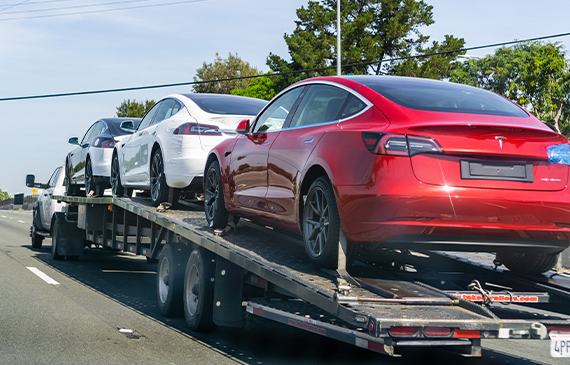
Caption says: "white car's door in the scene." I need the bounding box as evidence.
[136,99,177,185]
[122,102,161,184]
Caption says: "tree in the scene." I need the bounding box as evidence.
[451,42,570,135]
[267,0,465,92]
[116,99,155,118]
[194,53,260,94]
[0,189,10,201]
[231,76,276,100]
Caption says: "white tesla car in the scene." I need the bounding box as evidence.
[111,93,268,206]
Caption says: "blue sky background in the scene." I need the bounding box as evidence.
[1,0,569,195]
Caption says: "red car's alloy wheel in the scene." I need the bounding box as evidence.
[303,177,340,268]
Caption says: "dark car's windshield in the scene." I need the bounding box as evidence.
[182,94,267,115]
[352,76,529,118]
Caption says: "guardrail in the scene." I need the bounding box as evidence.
[0,195,37,210]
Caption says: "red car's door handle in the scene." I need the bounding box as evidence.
[304,138,315,144]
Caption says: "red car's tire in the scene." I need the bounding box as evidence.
[302,177,341,269]
[499,252,559,274]
[204,160,229,229]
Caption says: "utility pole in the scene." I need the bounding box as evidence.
[337,0,341,76]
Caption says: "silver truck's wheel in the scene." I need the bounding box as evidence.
[51,222,64,260]
[31,209,44,249]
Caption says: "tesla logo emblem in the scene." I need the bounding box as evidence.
[495,136,506,149]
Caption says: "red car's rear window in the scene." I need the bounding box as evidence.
[352,76,529,118]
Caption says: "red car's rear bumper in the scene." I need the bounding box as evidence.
[336,156,570,253]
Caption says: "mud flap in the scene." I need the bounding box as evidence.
[337,229,359,287]
[213,257,244,327]
[54,213,84,257]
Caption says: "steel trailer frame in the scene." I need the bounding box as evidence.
[52,195,570,358]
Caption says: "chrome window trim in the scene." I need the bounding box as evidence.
[281,80,373,130]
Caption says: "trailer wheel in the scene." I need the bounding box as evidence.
[499,252,559,274]
[51,222,64,261]
[204,160,229,228]
[302,177,341,269]
[183,248,216,331]
[31,209,44,249]
[157,243,185,317]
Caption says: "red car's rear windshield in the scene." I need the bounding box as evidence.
[353,76,529,118]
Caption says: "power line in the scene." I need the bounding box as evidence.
[0,0,205,21]
[0,0,161,15]
[0,0,32,13]
[1,31,569,102]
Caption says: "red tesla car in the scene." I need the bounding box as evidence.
[204,75,570,274]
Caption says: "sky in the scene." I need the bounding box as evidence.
[1,0,569,196]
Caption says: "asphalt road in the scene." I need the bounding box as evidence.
[0,209,567,365]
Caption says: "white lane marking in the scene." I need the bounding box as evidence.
[26,267,60,285]
[1,215,6,218]
[18,220,25,223]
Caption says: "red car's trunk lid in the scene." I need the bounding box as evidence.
[409,125,569,191]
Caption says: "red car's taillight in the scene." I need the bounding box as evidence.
[362,132,443,156]
[93,138,118,148]
[174,123,221,136]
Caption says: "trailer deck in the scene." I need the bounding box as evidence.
[52,195,570,358]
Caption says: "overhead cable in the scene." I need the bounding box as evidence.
[1,31,569,102]
[0,0,205,21]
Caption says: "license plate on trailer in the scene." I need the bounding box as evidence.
[550,332,570,357]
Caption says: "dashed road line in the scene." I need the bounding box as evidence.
[26,267,60,285]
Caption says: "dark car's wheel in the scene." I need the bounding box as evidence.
[31,209,44,249]
[499,252,559,274]
[111,153,125,197]
[150,149,169,206]
[204,160,229,228]
[302,177,341,269]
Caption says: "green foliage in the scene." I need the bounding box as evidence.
[0,189,10,201]
[267,0,465,92]
[231,76,276,100]
[116,99,155,118]
[194,53,260,94]
[451,42,570,135]
[389,34,466,79]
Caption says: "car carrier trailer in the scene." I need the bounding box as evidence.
[49,195,570,358]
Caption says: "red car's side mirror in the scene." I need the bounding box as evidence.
[236,119,250,134]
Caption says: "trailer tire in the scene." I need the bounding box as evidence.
[157,243,186,317]
[183,248,216,332]
[51,221,64,261]
[204,160,229,229]
[499,252,559,274]
[302,177,341,269]
[31,209,44,249]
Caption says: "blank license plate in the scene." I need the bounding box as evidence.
[460,160,534,182]
[550,332,570,358]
